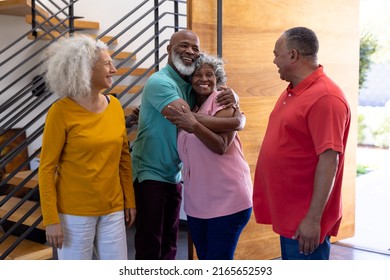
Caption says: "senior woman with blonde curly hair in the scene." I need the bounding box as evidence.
[38,35,136,260]
[167,53,253,259]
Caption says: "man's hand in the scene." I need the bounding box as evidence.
[126,106,140,127]
[130,107,140,123]
[165,105,199,133]
[292,217,321,255]
[216,85,239,108]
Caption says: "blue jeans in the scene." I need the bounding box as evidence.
[280,235,331,260]
[187,208,252,260]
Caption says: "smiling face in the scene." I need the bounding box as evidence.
[91,49,116,93]
[191,63,217,99]
[273,35,293,82]
[167,30,200,77]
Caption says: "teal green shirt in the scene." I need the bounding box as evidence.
[131,65,195,184]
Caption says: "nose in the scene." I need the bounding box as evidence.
[186,48,194,55]
[200,74,208,81]
[186,46,198,55]
[110,63,117,73]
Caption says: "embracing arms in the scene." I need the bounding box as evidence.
[163,87,245,132]
[166,105,236,155]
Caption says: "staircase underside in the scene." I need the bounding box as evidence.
[25,15,100,30]
[0,0,48,17]
[0,233,52,260]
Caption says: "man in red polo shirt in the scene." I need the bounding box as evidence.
[253,27,351,260]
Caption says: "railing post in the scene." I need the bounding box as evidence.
[154,0,160,71]
[174,0,179,32]
[31,0,37,38]
[217,0,222,57]
[69,0,75,36]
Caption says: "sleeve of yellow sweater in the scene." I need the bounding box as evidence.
[118,107,136,209]
[38,102,65,226]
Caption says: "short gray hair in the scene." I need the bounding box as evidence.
[284,27,319,58]
[42,35,108,99]
[193,53,227,86]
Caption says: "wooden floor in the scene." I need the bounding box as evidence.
[329,242,390,260]
[125,225,390,260]
[41,225,390,260]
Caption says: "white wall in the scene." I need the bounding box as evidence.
[0,0,187,156]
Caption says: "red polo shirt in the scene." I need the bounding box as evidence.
[253,65,351,243]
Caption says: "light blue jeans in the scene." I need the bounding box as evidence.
[57,211,127,260]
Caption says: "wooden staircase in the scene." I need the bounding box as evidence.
[0,0,145,98]
[0,0,146,260]
[1,0,145,133]
[25,14,100,30]
[0,170,52,260]
[0,0,48,17]
[0,233,52,260]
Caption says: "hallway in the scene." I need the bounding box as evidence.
[126,224,390,260]
[126,147,390,260]
[338,147,390,255]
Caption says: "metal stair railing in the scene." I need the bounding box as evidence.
[0,0,188,260]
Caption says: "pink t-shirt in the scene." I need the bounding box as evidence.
[177,91,253,219]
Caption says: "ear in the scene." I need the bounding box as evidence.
[290,49,298,61]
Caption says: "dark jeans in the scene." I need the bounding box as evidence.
[280,235,331,260]
[187,208,252,260]
[133,179,182,260]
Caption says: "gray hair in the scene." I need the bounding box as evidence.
[284,27,319,59]
[42,35,108,99]
[193,53,227,86]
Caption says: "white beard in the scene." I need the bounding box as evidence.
[171,51,195,76]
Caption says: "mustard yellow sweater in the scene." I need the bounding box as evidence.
[39,97,134,226]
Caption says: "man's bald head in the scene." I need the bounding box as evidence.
[169,30,200,47]
[167,30,200,77]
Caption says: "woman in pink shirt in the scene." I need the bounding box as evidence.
[169,53,252,259]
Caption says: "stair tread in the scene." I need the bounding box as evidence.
[27,31,118,44]
[25,15,100,30]
[108,85,143,95]
[115,67,155,76]
[0,195,45,230]
[108,50,136,61]
[0,233,52,260]
[0,0,48,17]
[123,106,138,117]
[5,170,38,189]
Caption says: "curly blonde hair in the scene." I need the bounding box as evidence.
[42,35,107,99]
